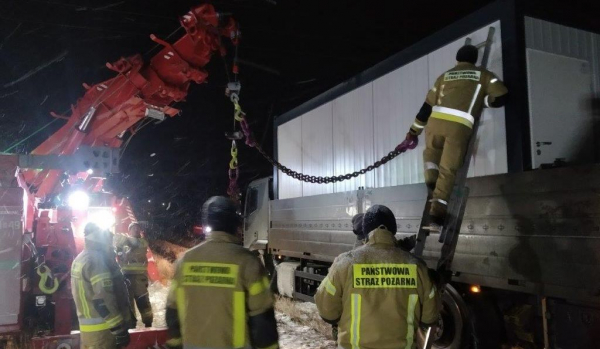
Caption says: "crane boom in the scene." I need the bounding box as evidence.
[22,3,239,200]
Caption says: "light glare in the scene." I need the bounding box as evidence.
[68,191,90,210]
[88,210,116,230]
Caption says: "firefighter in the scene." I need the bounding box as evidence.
[406,45,508,229]
[71,223,131,349]
[315,205,441,349]
[165,196,279,349]
[352,213,366,248]
[114,222,153,328]
[355,212,415,251]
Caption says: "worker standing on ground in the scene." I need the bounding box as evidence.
[71,223,131,349]
[165,196,279,349]
[114,222,153,328]
[406,45,508,229]
[315,205,441,349]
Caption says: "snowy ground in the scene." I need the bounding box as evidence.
[143,281,336,349]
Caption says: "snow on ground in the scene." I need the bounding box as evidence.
[276,312,336,349]
[143,281,336,349]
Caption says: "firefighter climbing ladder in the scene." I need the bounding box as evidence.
[416,26,496,349]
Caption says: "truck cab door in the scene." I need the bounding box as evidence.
[243,177,271,250]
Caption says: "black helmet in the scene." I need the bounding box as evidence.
[352,213,365,239]
[201,196,242,234]
[456,45,478,64]
[363,205,397,235]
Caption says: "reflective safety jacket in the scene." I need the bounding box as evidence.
[166,231,279,349]
[71,248,131,333]
[315,227,441,349]
[114,234,149,275]
[410,62,508,135]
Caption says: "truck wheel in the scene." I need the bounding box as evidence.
[417,284,471,349]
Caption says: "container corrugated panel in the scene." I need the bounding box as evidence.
[525,17,600,96]
[373,57,429,187]
[277,117,302,199]
[278,20,507,197]
[301,102,334,196]
[332,83,375,192]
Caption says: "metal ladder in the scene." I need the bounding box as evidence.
[415,26,496,348]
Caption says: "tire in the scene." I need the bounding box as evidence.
[416,284,471,349]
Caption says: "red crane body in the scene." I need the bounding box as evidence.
[0,4,239,348]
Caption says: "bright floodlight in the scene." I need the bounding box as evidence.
[88,210,116,230]
[68,191,90,210]
[86,169,94,175]
[204,226,212,233]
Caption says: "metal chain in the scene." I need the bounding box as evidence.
[232,100,418,184]
[252,141,410,184]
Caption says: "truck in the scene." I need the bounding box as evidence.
[242,1,600,348]
[0,4,239,348]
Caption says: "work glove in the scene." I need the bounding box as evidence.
[397,235,416,252]
[111,325,131,348]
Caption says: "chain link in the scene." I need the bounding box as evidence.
[252,142,408,184]
[232,101,417,184]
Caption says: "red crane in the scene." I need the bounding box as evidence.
[0,4,239,348]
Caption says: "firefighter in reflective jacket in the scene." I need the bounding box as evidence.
[315,205,441,349]
[114,222,153,328]
[72,223,131,349]
[165,196,279,349]
[406,45,508,228]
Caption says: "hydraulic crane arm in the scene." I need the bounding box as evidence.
[22,4,240,199]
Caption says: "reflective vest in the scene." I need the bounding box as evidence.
[71,249,130,332]
[315,227,441,349]
[166,231,275,349]
[114,234,149,274]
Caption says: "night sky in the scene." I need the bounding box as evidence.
[1,0,598,240]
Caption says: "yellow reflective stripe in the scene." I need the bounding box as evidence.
[323,277,336,296]
[257,343,279,349]
[233,291,246,348]
[79,322,111,332]
[405,294,419,349]
[78,280,91,318]
[350,293,362,349]
[105,314,123,328]
[166,338,183,347]
[431,111,473,129]
[176,286,186,338]
[249,279,266,296]
[429,285,436,299]
[90,272,111,285]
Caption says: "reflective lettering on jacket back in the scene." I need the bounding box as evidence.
[182,262,239,288]
[353,264,417,288]
[444,70,481,82]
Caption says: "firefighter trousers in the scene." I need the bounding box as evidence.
[423,118,472,219]
[124,273,153,327]
[80,330,116,349]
